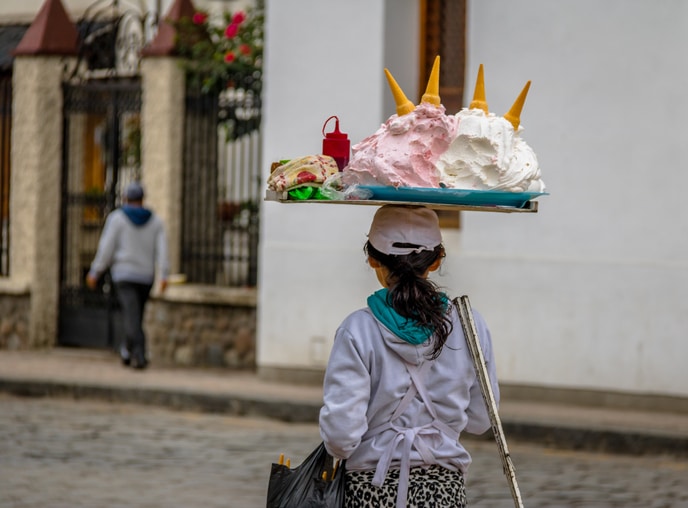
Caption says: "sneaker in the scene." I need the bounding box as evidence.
[131,349,148,370]
[120,346,131,367]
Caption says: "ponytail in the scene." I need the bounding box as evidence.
[365,241,451,359]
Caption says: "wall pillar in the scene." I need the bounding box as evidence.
[140,57,186,277]
[10,56,72,346]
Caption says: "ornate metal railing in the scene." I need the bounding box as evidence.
[67,0,158,82]
[181,73,262,287]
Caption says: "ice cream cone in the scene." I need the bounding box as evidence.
[421,55,441,106]
[384,68,416,116]
[504,80,531,130]
[469,64,488,113]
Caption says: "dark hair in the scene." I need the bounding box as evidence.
[365,241,452,359]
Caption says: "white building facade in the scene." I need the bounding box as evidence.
[258,0,688,405]
[3,0,685,404]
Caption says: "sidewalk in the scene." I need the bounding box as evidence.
[1,348,687,457]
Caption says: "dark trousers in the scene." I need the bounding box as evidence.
[115,281,153,358]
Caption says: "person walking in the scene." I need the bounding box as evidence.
[86,182,169,369]
[319,205,499,507]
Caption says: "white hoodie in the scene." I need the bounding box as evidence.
[319,304,498,478]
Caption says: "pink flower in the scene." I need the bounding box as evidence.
[192,12,208,25]
[232,12,246,25]
[224,23,238,38]
[224,51,236,63]
[239,44,251,56]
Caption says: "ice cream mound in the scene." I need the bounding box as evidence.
[342,57,546,193]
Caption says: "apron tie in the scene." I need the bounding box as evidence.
[365,355,459,508]
[371,424,443,508]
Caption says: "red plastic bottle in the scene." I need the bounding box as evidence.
[322,116,350,171]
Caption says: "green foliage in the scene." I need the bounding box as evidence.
[173,2,264,94]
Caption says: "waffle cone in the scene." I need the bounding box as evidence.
[421,55,441,106]
[504,81,531,130]
[469,64,488,113]
[384,68,415,116]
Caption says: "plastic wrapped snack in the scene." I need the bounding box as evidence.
[267,155,339,192]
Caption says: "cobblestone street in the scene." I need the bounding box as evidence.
[1,394,687,508]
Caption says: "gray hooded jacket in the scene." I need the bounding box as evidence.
[319,304,498,498]
[89,206,169,285]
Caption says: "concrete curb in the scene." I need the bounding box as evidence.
[0,379,321,423]
[498,421,688,458]
[2,377,687,458]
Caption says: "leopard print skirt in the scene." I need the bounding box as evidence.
[344,464,466,507]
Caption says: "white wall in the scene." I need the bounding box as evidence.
[0,0,179,24]
[258,0,418,372]
[0,0,90,22]
[261,0,688,398]
[458,0,688,397]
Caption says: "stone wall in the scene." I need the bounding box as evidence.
[0,293,30,349]
[0,286,257,370]
[144,285,257,369]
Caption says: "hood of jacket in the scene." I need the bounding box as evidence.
[367,289,434,346]
[367,288,449,361]
[363,309,433,366]
[121,205,152,226]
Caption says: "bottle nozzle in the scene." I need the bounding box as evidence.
[323,116,347,139]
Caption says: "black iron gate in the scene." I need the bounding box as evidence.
[58,79,142,349]
[181,78,262,287]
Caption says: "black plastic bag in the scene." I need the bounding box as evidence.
[266,442,345,508]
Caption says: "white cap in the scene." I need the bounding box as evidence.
[367,205,442,255]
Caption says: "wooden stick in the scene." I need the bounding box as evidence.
[455,295,524,508]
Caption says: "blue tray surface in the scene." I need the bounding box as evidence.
[359,186,547,208]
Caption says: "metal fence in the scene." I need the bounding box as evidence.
[181,75,262,287]
[59,80,141,348]
[0,74,11,276]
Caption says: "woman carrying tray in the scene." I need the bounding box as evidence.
[319,205,500,508]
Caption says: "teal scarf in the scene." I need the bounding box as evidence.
[367,288,448,345]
